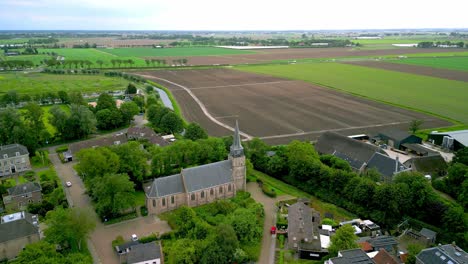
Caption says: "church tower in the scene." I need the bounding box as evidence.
[229,120,246,191]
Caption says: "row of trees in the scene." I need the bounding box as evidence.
[1,89,88,107]
[0,60,34,69]
[418,41,466,48]
[146,95,184,134]
[244,139,468,249]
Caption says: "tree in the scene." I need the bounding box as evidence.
[57,90,70,104]
[147,104,169,126]
[159,112,184,133]
[96,93,116,112]
[409,119,423,134]
[15,241,64,264]
[92,173,136,218]
[68,91,85,105]
[111,141,149,185]
[328,224,359,257]
[45,207,95,251]
[185,123,208,141]
[175,206,197,237]
[200,224,238,264]
[453,147,468,166]
[49,105,69,137]
[229,208,262,243]
[65,105,96,139]
[120,101,139,124]
[76,147,120,180]
[126,83,137,94]
[96,59,104,68]
[169,239,200,264]
[96,108,123,130]
[406,244,425,264]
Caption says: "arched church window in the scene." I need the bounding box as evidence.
[219,186,223,193]
[152,199,156,207]
[162,198,166,206]
[228,184,232,192]
[201,191,205,198]
[191,194,195,201]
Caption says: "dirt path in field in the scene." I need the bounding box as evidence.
[137,74,253,140]
[344,60,468,82]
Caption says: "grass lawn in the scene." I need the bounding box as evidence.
[250,170,356,221]
[1,54,52,66]
[237,62,468,123]
[0,72,128,95]
[389,56,468,71]
[135,191,146,207]
[99,46,255,58]
[39,48,147,67]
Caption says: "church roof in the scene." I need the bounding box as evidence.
[147,174,184,198]
[183,160,233,192]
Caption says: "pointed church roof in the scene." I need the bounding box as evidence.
[233,120,242,150]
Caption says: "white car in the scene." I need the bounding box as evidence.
[131,234,138,241]
[66,181,72,187]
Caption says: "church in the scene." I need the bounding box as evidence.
[145,122,246,215]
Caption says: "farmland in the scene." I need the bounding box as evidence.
[136,68,450,145]
[99,47,255,57]
[0,72,128,95]
[389,56,468,71]
[237,63,468,123]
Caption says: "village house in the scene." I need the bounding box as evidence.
[0,211,40,260]
[145,122,246,215]
[404,154,448,177]
[3,182,42,211]
[325,249,374,264]
[127,126,168,147]
[287,199,327,260]
[416,244,467,264]
[0,144,30,177]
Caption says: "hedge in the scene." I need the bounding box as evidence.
[262,184,277,198]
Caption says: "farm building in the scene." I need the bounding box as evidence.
[287,199,327,260]
[404,154,448,177]
[374,130,422,150]
[365,153,409,182]
[428,130,468,151]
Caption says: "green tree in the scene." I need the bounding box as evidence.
[229,208,263,243]
[200,224,238,264]
[453,147,468,166]
[92,173,136,218]
[126,83,137,94]
[406,244,425,264]
[328,224,359,257]
[409,119,423,134]
[45,207,95,251]
[57,90,70,104]
[96,108,123,130]
[111,141,149,184]
[65,105,96,139]
[169,239,200,264]
[68,91,85,105]
[15,241,63,264]
[48,105,69,137]
[147,104,169,126]
[76,147,120,180]
[185,123,208,141]
[159,112,183,133]
[120,101,139,124]
[175,206,197,237]
[96,93,116,112]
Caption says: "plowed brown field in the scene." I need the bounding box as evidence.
[136,69,451,144]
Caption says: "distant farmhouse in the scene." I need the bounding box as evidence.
[0,144,30,177]
[429,130,468,151]
[374,130,422,151]
[3,182,42,211]
[315,132,409,181]
[0,211,40,260]
[145,122,246,215]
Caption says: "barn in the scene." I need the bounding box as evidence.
[428,130,468,151]
[375,130,422,150]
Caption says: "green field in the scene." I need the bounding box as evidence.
[237,62,468,123]
[39,48,147,67]
[389,57,468,71]
[1,54,52,65]
[0,72,128,95]
[98,47,255,57]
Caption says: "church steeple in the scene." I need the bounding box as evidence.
[230,120,244,157]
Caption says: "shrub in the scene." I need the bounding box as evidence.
[159,231,176,240]
[140,206,148,216]
[261,184,277,198]
[103,212,137,225]
[139,233,159,243]
[23,171,36,182]
[112,235,125,248]
[56,146,69,153]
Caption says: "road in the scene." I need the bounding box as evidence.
[49,149,171,264]
[247,182,294,264]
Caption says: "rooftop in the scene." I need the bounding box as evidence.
[430,130,468,146]
[126,242,162,264]
[373,248,398,264]
[368,235,398,249]
[0,144,29,158]
[0,211,39,243]
[417,244,468,264]
[147,174,184,198]
[7,182,42,197]
[378,130,416,141]
[366,152,407,178]
[183,160,233,193]
[329,249,375,264]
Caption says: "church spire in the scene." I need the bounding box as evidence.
[230,120,244,157]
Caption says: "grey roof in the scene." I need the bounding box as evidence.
[127,126,168,146]
[430,130,468,146]
[7,182,42,197]
[368,235,398,249]
[420,228,437,240]
[417,245,468,264]
[115,240,140,253]
[69,133,128,154]
[147,174,184,198]
[378,130,414,142]
[287,201,321,251]
[366,152,407,177]
[315,132,386,167]
[127,242,162,264]
[230,120,244,157]
[403,155,448,176]
[329,249,374,264]
[183,160,232,193]
[334,151,365,170]
[0,212,39,243]
[402,143,436,155]
[0,144,29,158]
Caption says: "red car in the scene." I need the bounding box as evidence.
[270,226,277,235]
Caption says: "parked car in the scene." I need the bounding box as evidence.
[66,181,72,187]
[131,234,138,241]
[270,226,277,235]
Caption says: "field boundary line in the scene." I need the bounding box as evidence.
[138,74,253,140]
[93,48,118,57]
[189,80,297,90]
[259,119,437,140]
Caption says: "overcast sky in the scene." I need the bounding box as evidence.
[1,0,467,31]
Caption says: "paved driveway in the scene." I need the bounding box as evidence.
[247,182,294,264]
[49,151,171,264]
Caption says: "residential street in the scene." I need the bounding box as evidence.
[49,149,171,264]
[247,182,294,264]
